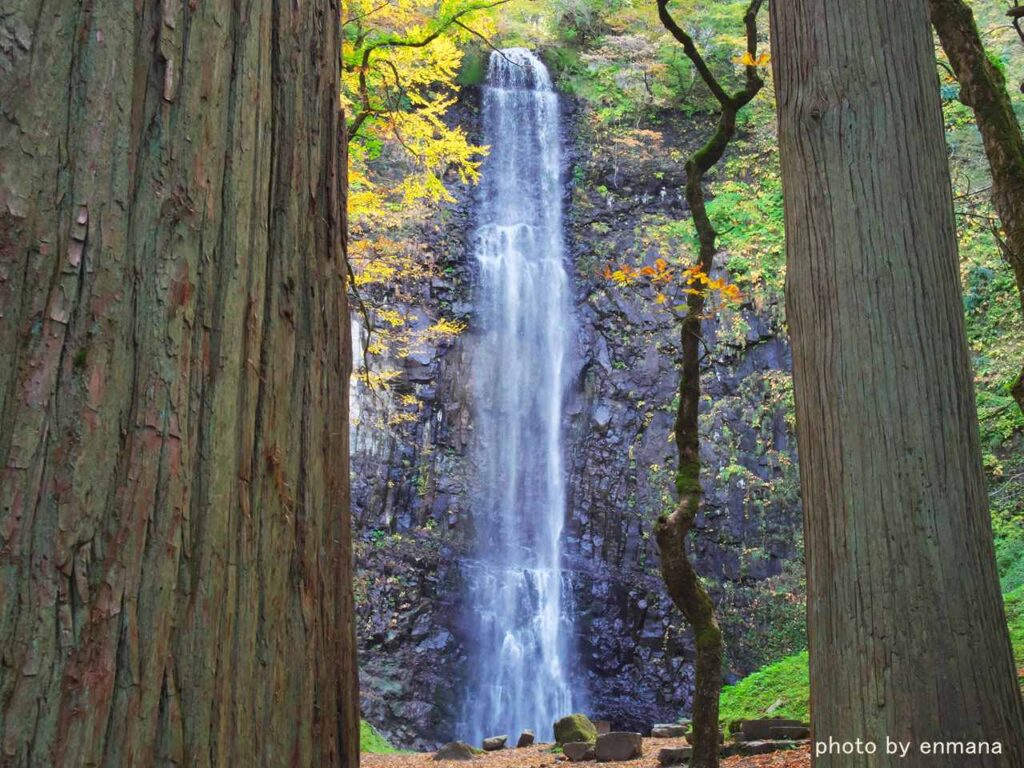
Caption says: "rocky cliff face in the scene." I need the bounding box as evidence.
[351,87,805,750]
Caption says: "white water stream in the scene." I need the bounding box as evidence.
[460,48,579,745]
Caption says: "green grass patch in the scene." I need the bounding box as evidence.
[719,650,810,732]
[1003,586,1024,666]
[360,720,399,754]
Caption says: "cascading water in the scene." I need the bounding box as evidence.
[460,49,579,745]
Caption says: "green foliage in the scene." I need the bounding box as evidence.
[992,475,1024,592]
[361,720,399,754]
[457,47,489,86]
[718,651,810,731]
[1003,587,1024,670]
[708,161,786,293]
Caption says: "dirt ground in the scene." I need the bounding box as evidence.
[362,739,811,768]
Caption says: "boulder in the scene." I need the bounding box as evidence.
[651,724,687,739]
[658,746,693,766]
[563,742,597,762]
[482,735,507,751]
[593,720,612,736]
[517,730,535,748]
[595,732,643,762]
[555,714,599,745]
[434,742,476,761]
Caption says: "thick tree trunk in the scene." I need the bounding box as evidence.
[771,1,1024,765]
[928,0,1024,414]
[0,3,358,767]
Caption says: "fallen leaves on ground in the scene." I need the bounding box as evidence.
[363,739,810,768]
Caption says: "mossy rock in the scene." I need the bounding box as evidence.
[554,714,598,745]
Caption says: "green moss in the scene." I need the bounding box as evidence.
[675,460,701,497]
[360,720,398,754]
[554,713,598,745]
[718,650,810,732]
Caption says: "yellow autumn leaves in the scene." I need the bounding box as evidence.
[603,258,742,309]
[732,51,771,67]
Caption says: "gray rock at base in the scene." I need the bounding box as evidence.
[482,735,508,751]
[517,730,535,748]
[658,746,693,766]
[651,724,687,738]
[434,742,476,761]
[563,742,597,762]
[595,732,643,762]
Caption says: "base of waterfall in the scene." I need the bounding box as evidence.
[362,738,811,768]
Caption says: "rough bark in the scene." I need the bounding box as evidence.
[0,3,358,767]
[770,1,1024,765]
[654,2,764,765]
[928,0,1024,414]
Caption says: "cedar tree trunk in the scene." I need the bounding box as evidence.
[0,2,359,766]
[770,0,1024,764]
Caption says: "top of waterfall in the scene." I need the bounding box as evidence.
[487,48,553,92]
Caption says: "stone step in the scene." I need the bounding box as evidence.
[658,746,693,766]
[595,732,643,762]
[651,724,688,739]
[721,739,810,758]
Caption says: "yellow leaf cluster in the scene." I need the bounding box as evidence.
[732,51,771,67]
[602,258,742,310]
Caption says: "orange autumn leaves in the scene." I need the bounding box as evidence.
[602,257,742,313]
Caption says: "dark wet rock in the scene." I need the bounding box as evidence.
[482,735,507,751]
[658,746,693,766]
[595,732,643,762]
[434,742,476,761]
[516,730,535,748]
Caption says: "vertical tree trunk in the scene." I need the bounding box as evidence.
[770,1,1024,765]
[654,143,731,768]
[928,0,1024,414]
[0,2,358,767]
[653,5,764,763]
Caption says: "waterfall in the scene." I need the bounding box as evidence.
[461,49,579,744]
